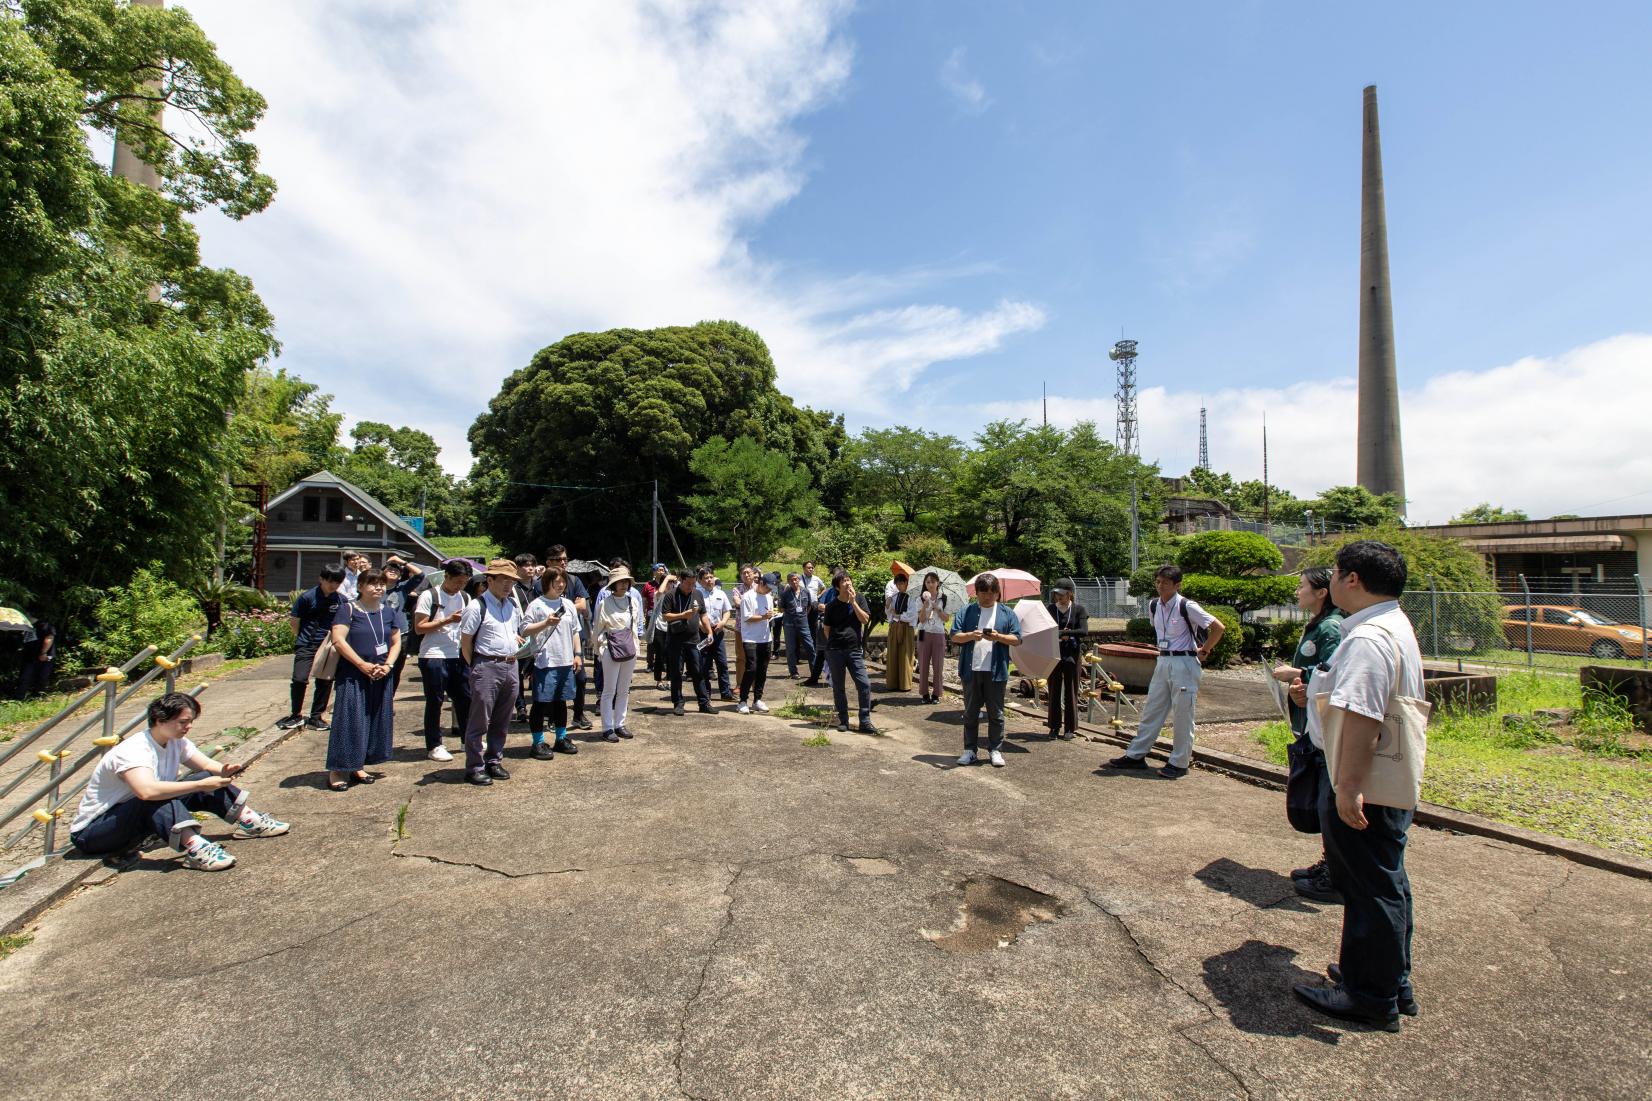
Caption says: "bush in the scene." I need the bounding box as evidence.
[806,521,886,572]
[1177,530,1283,576]
[77,568,205,669]
[1262,619,1304,660]
[852,567,889,625]
[213,611,297,659]
[1125,617,1155,644]
[897,532,955,569]
[955,553,991,578]
[1204,604,1243,669]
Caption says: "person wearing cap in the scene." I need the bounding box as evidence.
[884,567,918,692]
[458,559,527,786]
[737,572,782,713]
[1045,579,1090,739]
[780,572,815,678]
[592,566,641,742]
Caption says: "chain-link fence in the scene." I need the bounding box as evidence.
[1401,580,1649,670]
[1068,577,1138,625]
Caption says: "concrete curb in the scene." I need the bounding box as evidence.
[0,717,307,936]
[871,658,1652,881]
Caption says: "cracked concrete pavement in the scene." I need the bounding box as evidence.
[1,662,1649,1100]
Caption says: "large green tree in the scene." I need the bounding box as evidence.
[845,426,962,524]
[0,0,276,618]
[683,436,818,564]
[1450,502,1528,525]
[468,321,845,562]
[338,421,473,537]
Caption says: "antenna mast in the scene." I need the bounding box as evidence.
[1110,339,1142,571]
[1197,403,1210,469]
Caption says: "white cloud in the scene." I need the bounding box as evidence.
[180,1,1038,473]
[939,46,992,114]
[966,333,1652,526]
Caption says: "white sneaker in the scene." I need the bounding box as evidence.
[427,744,454,762]
[182,840,235,871]
[754,700,769,713]
[989,750,1005,768]
[956,751,976,766]
[232,811,289,839]
[736,702,750,714]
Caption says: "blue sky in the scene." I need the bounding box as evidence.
[184,1,1652,522]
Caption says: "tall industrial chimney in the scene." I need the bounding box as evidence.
[1357,84,1405,513]
[112,0,165,192]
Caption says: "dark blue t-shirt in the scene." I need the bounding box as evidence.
[331,601,407,670]
[290,586,343,652]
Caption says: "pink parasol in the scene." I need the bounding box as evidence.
[1010,599,1060,679]
[964,568,1042,602]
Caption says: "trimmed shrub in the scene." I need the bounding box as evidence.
[1125,617,1155,644]
[1204,604,1244,669]
[1177,530,1283,576]
[77,568,205,669]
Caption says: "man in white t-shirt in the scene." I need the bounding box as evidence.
[1106,564,1225,779]
[69,694,288,871]
[697,568,736,701]
[1292,540,1425,1033]
[414,559,474,762]
[736,572,782,713]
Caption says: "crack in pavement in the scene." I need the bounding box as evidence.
[390,851,589,878]
[673,862,746,1101]
[162,903,396,982]
[1518,863,1576,923]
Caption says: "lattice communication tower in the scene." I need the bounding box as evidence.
[1198,404,1210,469]
[1109,339,1139,457]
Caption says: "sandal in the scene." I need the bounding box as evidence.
[327,776,349,792]
[351,771,376,785]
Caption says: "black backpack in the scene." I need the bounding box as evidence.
[1148,596,1209,648]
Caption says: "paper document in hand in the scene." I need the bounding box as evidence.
[1268,676,1291,721]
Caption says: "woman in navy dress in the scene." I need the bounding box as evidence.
[327,568,406,791]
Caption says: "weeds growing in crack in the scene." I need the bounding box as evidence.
[394,800,410,841]
[802,731,832,747]
[0,932,33,962]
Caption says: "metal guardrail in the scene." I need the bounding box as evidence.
[0,636,227,887]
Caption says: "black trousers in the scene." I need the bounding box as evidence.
[1319,779,1415,1016]
[668,634,711,707]
[17,657,53,699]
[740,641,771,703]
[825,648,871,726]
[419,656,471,748]
[1046,658,1080,733]
[704,630,731,695]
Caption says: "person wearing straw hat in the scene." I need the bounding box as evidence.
[591,565,640,741]
[884,565,918,692]
[458,559,527,786]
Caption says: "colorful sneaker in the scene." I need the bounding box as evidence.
[233,812,290,839]
[182,840,236,871]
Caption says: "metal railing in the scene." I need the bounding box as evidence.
[0,636,225,886]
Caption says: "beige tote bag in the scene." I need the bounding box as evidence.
[1314,622,1431,811]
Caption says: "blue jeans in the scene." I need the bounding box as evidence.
[784,618,815,676]
[71,786,247,854]
[419,657,471,748]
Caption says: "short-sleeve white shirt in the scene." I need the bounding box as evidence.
[414,586,468,660]
[1151,594,1216,652]
[739,589,776,642]
[1306,600,1424,749]
[71,730,192,834]
[700,585,732,629]
[459,591,523,657]
[525,595,581,668]
[972,604,1000,672]
[803,575,825,602]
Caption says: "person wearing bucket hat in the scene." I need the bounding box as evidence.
[457,559,526,785]
[592,565,641,741]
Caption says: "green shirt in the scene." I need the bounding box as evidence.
[1289,611,1343,733]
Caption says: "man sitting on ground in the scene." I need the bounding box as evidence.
[69,693,288,871]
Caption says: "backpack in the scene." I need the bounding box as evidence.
[1148,595,1210,648]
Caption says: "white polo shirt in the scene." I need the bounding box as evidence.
[1150,594,1216,653]
[1306,600,1424,750]
[699,585,732,630]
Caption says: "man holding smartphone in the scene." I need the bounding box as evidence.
[949,573,1023,767]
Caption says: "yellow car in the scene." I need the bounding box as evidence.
[1501,605,1651,659]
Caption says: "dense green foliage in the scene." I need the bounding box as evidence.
[845,427,962,524]
[1450,503,1529,524]
[684,435,818,564]
[1182,469,1402,529]
[1201,604,1244,669]
[468,321,845,562]
[1303,527,1503,652]
[212,610,295,659]
[1131,530,1297,616]
[1176,531,1282,577]
[1,1,275,623]
[805,520,886,572]
[76,568,204,668]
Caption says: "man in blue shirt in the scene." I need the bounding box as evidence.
[948,573,1023,768]
[279,564,346,731]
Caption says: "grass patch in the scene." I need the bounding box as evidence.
[394,800,410,841]
[0,933,34,962]
[802,731,832,747]
[1251,670,1652,857]
[0,657,265,744]
[429,536,502,561]
[222,725,259,743]
[775,688,832,724]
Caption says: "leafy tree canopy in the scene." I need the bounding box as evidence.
[683,436,818,565]
[1449,502,1529,525]
[845,426,963,524]
[469,321,845,562]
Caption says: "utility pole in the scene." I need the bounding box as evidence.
[1262,411,1271,533]
[651,480,659,566]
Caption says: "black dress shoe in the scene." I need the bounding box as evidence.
[1292,858,1328,881]
[616,726,634,739]
[466,769,493,786]
[698,704,714,714]
[1158,764,1188,779]
[720,692,737,702]
[858,723,880,736]
[801,679,820,687]
[1328,965,1418,1016]
[485,762,510,780]
[1105,754,1148,770]
[532,741,555,760]
[554,737,579,755]
[1295,872,1345,904]
[604,729,620,742]
[572,717,592,731]
[1292,982,1401,1032]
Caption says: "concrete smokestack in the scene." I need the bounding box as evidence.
[111,0,165,192]
[1357,84,1405,513]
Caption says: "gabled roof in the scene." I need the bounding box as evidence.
[258,470,445,562]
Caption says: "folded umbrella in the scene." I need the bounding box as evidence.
[965,568,1043,602]
[1011,599,1060,679]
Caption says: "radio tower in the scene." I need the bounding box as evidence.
[1109,339,1141,570]
[1197,403,1210,469]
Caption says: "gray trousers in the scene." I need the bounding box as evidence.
[962,670,1007,752]
[464,658,519,771]
[1125,655,1201,768]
